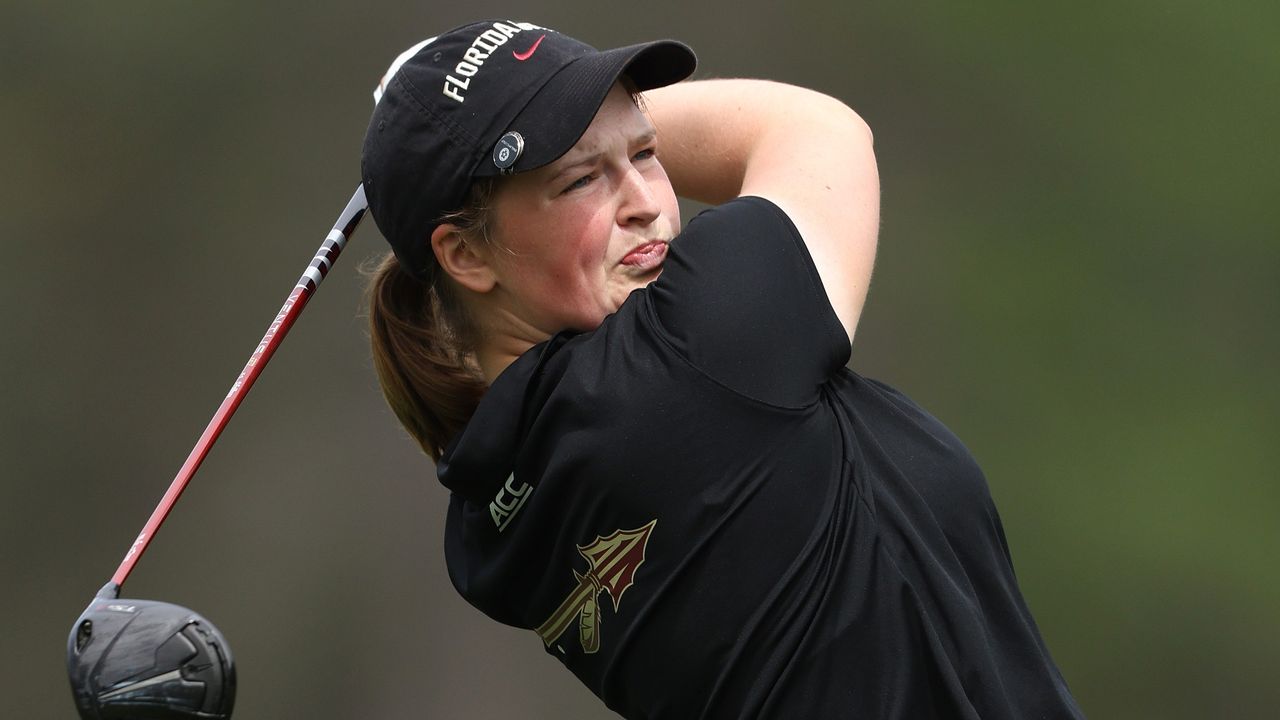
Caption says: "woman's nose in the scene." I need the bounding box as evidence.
[618,167,661,227]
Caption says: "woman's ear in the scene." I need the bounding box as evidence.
[431,223,496,293]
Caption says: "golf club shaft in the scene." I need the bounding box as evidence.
[106,185,369,594]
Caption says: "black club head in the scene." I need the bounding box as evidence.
[67,596,235,719]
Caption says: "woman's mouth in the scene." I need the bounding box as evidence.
[620,241,668,272]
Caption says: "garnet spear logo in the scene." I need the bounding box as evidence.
[536,520,656,654]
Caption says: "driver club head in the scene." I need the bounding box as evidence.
[67,594,235,719]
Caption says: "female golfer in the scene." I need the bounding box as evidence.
[361,19,1084,719]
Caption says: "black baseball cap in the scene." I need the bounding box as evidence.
[361,20,697,282]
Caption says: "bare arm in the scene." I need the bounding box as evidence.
[643,79,880,344]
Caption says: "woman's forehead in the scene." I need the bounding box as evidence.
[552,89,655,165]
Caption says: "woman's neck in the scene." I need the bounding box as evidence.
[476,335,538,385]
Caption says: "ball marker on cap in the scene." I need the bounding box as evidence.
[493,131,524,172]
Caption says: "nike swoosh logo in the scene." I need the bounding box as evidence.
[513,34,546,61]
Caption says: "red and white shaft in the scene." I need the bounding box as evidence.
[105,185,368,595]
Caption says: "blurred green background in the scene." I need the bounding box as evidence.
[3,1,1276,717]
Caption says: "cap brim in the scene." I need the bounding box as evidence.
[478,39,696,176]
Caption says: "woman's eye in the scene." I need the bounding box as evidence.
[633,148,656,162]
[562,174,594,194]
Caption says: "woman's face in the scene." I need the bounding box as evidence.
[483,83,681,336]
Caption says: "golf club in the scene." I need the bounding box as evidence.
[67,185,369,719]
